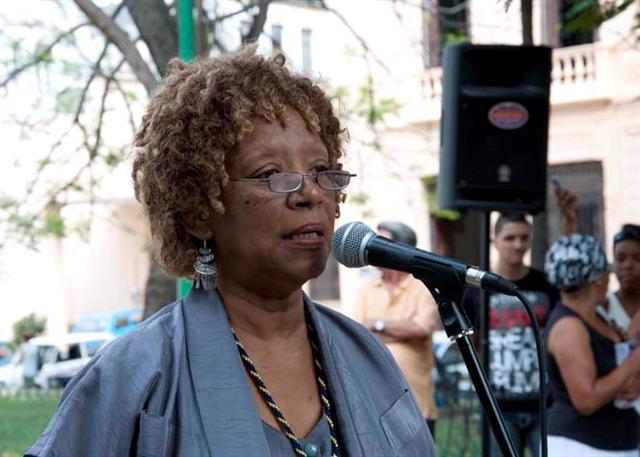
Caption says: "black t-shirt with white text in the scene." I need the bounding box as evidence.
[462,268,560,411]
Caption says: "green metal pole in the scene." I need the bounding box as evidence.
[177,0,195,299]
[178,0,195,61]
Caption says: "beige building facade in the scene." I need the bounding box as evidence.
[1,0,637,339]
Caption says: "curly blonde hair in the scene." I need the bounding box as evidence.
[132,47,347,278]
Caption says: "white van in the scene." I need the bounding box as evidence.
[30,332,114,389]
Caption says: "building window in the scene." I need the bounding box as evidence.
[301,28,312,74]
[559,0,595,47]
[422,0,468,68]
[271,24,283,52]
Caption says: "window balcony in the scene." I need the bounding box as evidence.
[407,43,638,123]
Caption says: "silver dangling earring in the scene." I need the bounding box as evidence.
[193,240,217,291]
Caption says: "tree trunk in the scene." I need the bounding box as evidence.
[126,0,178,77]
[521,0,534,44]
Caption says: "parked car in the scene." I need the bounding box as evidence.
[31,332,114,389]
[433,330,474,407]
[71,307,142,337]
[0,341,13,366]
[0,351,23,388]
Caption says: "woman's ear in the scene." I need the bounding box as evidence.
[184,208,215,241]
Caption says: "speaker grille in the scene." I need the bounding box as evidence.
[331,222,374,268]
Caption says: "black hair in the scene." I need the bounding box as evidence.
[377,221,417,247]
[613,223,640,246]
[495,212,531,236]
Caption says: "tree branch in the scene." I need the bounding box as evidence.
[74,42,111,123]
[319,1,391,73]
[92,58,126,159]
[0,23,88,89]
[242,0,271,44]
[72,0,158,93]
[113,78,137,134]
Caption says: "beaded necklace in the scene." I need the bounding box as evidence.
[231,310,342,457]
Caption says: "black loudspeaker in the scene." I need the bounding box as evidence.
[437,44,552,213]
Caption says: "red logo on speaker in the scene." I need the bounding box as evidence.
[488,102,529,130]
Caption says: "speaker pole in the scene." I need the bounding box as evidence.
[479,210,492,457]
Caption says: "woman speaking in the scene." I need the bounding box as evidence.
[26,46,435,457]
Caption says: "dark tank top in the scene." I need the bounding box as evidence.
[545,304,639,450]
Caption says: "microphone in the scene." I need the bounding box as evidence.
[331,221,517,296]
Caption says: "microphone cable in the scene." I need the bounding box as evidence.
[513,289,547,457]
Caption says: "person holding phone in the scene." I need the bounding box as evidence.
[462,186,576,457]
[545,234,640,456]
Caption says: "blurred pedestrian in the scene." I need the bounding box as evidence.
[544,234,640,456]
[461,188,576,457]
[351,221,440,437]
[20,334,39,388]
[603,224,640,337]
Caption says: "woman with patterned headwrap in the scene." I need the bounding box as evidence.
[544,234,640,456]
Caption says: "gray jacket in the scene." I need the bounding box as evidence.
[26,288,436,457]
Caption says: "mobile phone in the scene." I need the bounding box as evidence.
[551,175,565,190]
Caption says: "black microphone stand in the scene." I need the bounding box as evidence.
[412,265,518,457]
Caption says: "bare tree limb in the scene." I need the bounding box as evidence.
[213,3,256,23]
[319,1,390,73]
[72,0,158,93]
[74,42,111,123]
[113,78,138,134]
[242,0,271,44]
[92,58,126,159]
[0,23,88,89]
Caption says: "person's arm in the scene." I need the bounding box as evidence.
[367,286,439,343]
[619,372,640,401]
[554,187,578,235]
[365,316,430,343]
[548,316,640,415]
[628,310,640,341]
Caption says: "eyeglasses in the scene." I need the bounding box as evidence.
[614,226,640,244]
[232,170,356,193]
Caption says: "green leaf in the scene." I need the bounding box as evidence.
[431,208,461,221]
[61,61,82,76]
[71,218,91,242]
[123,90,139,102]
[8,213,37,231]
[104,151,124,167]
[442,31,470,45]
[0,195,18,210]
[55,88,84,114]
[36,157,52,169]
[349,192,369,206]
[12,313,46,345]
[43,213,65,237]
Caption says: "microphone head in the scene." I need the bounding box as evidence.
[331,222,375,267]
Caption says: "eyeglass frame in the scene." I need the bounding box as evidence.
[231,170,356,193]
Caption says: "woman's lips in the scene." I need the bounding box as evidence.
[289,232,321,241]
[283,223,326,245]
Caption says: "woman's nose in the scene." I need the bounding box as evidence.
[288,174,324,209]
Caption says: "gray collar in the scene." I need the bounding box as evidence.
[182,287,383,456]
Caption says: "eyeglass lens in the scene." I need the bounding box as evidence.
[270,171,350,192]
